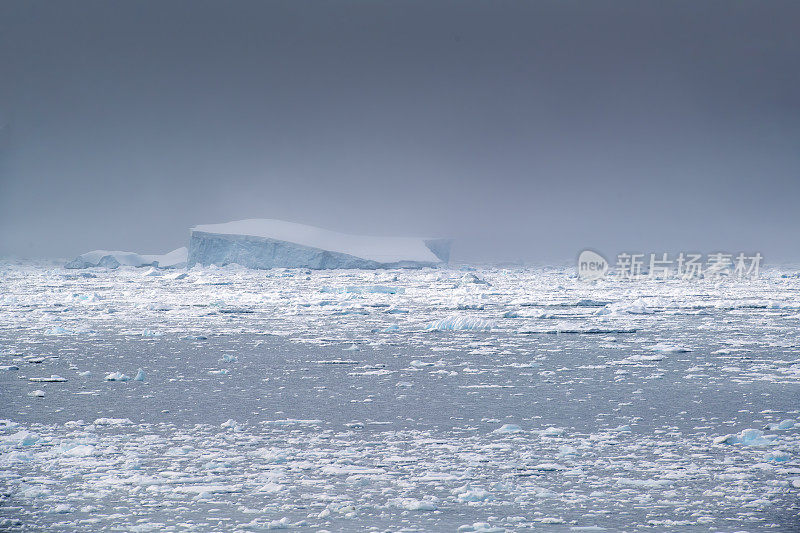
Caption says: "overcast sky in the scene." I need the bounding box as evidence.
[1,1,798,262]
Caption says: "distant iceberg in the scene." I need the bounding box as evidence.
[65,247,188,269]
[187,219,451,270]
[63,219,451,270]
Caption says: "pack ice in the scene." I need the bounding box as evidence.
[65,247,187,269]
[187,219,451,269]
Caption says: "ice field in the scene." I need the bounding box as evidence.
[0,262,798,531]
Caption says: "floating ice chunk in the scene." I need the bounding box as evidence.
[520,327,637,335]
[261,517,293,529]
[739,428,775,446]
[596,299,653,316]
[208,369,229,375]
[763,451,791,463]
[2,430,39,446]
[256,482,284,494]
[616,354,665,364]
[388,497,438,511]
[538,426,566,436]
[93,417,132,425]
[122,454,143,470]
[220,354,238,362]
[426,315,494,331]
[623,299,651,314]
[320,464,383,475]
[104,372,130,381]
[51,504,74,514]
[29,375,67,382]
[532,463,566,471]
[713,428,776,446]
[649,343,691,353]
[458,522,504,532]
[0,365,19,371]
[174,484,242,496]
[20,485,51,498]
[766,419,796,430]
[134,368,146,381]
[57,443,95,457]
[493,424,523,435]
[343,344,360,351]
[458,522,506,533]
[461,272,490,285]
[262,419,323,426]
[344,285,403,294]
[558,445,579,457]
[78,370,91,377]
[28,390,45,397]
[0,451,34,464]
[452,485,492,503]
[615,478,670,488]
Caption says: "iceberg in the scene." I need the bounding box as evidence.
[187,219,451,269]
[65,247,188,269]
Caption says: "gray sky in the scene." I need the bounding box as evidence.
[1,1,798,262]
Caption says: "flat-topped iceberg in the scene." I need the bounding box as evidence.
[65,247,188,269]
[188,219,451,269]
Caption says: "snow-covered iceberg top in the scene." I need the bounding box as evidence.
[65,247,188,269]
[189,219,451,270]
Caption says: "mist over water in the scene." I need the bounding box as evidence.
[1,1,799,262]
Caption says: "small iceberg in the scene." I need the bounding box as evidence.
[766,419,796,430]
[492,424,523,435]
[763,451,791,463]
[713,428,777,446]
